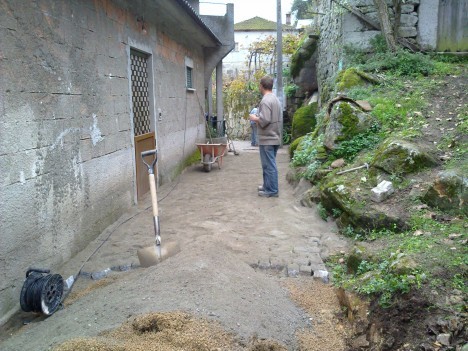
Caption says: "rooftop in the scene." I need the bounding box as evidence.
[234,16,294,31]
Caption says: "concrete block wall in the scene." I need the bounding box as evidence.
[0,0,208,323]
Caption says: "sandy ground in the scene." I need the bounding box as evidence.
[0,141,350,351]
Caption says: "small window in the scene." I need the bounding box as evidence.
[185,56,195,90]
[186,66,193,89]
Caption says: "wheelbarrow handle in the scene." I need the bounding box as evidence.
[141,149,158,174]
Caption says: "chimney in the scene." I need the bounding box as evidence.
[286,13,291,25]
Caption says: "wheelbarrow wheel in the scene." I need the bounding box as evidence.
[203,153,212,172]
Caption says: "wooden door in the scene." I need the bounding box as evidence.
[437,0,468,51]
[130,50,155,200]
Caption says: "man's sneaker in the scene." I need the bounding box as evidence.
[258,191,278,198]
[257,185,264,192]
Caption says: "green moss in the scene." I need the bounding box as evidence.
[290,38,318,78]
[372,139,438,175]
[292,103,318,139]
[336,102,359,140]
[337,68,363,91]
[315,145,328,160]
[289,136,305,158]
[173,149,201,178]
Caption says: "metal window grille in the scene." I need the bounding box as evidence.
[186,66,193,89]
[130,51,151,136]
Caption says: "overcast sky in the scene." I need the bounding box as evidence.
[200,0,296,24]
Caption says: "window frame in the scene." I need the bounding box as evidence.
[185,56,195,91]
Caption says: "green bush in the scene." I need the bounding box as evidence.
[292,103,318,140]
[362,50,434,76]
[331,123,381,161]
[285,84,298,98]
[292,134,316,166]
[332,251,426,307]
[289,135,304,159]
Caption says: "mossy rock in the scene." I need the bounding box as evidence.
[315,145,328,161]
[422,170,468,216]
[300,185,321,208]
[292,103,318,140]
[346,246,374,274]
[336,68,380,91]
[289,135,305,159]
[320,179,409,233]
[286,166,303,186]
[336,208,408,233]
[390,256,418,276]
[324,102,374,150]
[371,139,439,175]
[290,37,318,78]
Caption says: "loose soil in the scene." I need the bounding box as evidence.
[0,142,350,351]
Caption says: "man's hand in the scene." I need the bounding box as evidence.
[249,114,259,122]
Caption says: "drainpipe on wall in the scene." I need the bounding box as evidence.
[216,61,223,137]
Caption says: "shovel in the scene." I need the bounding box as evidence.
[137,149,179,267]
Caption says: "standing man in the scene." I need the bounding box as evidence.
[249,76,282,198]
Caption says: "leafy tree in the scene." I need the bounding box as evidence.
[291,0,315,20]
[246,33,300,78]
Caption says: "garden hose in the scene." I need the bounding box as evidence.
[20,268,64,316]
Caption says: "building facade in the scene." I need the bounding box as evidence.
[0,0,233,323]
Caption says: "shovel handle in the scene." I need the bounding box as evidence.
[141,149,158,174]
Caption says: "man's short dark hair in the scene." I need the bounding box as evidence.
[260,76,274,90]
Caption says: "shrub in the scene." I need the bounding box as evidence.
[289,135,303,158]
[331,123,381,161]
[285,84,298,98]
[362,50,434,76]
[289,135,304,158]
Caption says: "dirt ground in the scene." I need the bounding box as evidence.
[0,141,350,351]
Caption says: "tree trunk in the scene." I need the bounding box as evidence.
[373,0,397,52]
[392,0,402,41]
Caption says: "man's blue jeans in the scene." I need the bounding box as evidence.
[259,145,279,195]
[251,123,258,146]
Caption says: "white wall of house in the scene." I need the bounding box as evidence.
[0,0,226,324]
[223,30,277,77]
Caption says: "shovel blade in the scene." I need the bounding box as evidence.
[137,242,180,268]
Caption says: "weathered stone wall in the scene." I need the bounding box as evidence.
[343,0,421,49]
[0,0,207,323]
[316,0,344,105]
[315,0,444,106]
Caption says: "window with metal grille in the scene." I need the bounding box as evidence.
[186,66,193,89]
[185,56,194,90]
[130,50,151,136]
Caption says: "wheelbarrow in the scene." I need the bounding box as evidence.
[196,143,227,172]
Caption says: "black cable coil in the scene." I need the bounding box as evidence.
[20,268,64,316]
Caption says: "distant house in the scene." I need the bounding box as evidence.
[0,0,234,324]
[223,16,297,78]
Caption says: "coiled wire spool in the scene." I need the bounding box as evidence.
[20,268,64,316]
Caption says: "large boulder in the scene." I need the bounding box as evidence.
[371,139,438,175]
[324,101,374,150]
[336,68,380,91]
[422,170,468,215]
[291,103,318,140]
[320,180,408,233]
[290,37,318,94]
